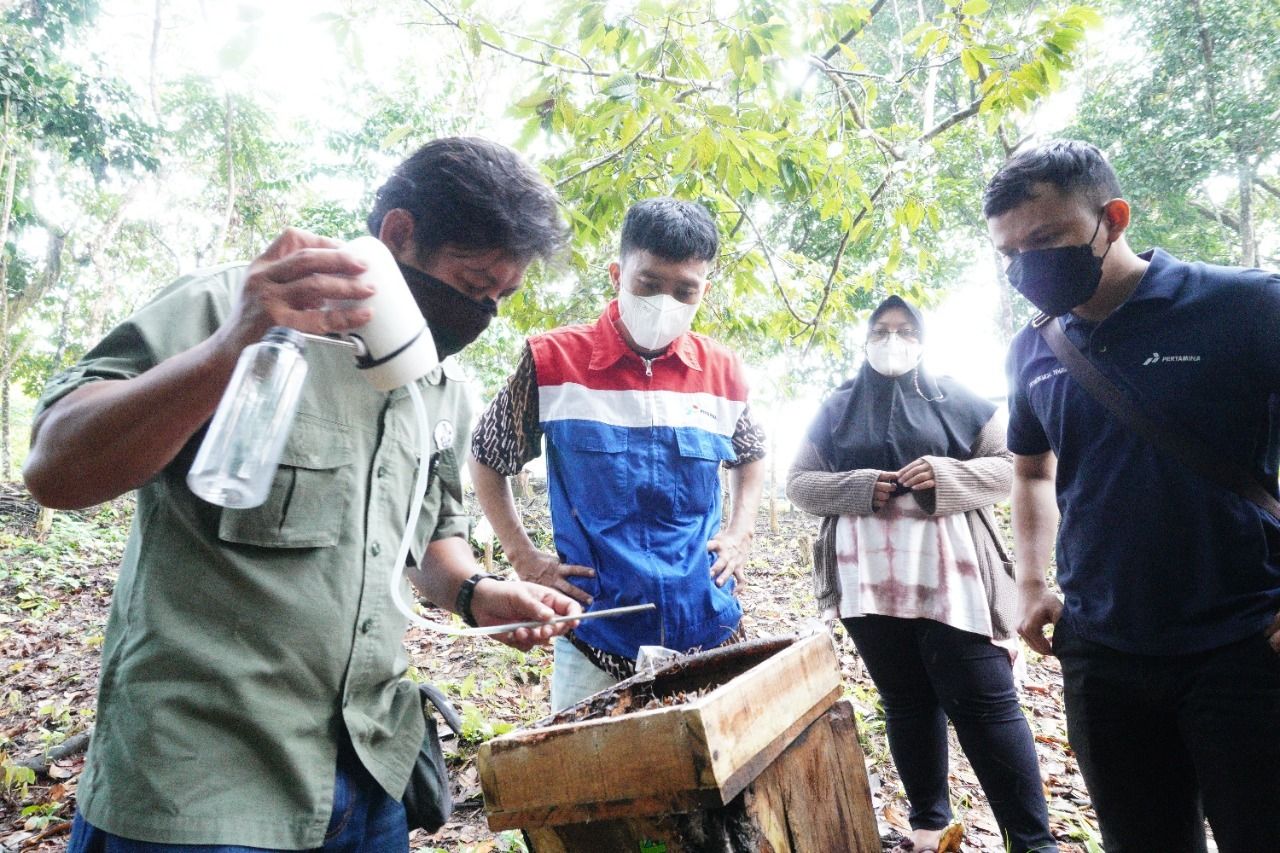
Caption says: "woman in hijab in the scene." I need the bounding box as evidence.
[786,296,1057,853]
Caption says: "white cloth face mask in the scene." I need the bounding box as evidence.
[865,336,922,377]
[618,289,700,351]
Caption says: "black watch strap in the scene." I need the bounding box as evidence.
[455,573,503,628]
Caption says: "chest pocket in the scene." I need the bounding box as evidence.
[674,430,734,518]
[557,428,630,519]
[218,415,355,549]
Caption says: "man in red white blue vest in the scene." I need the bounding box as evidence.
[471,198,767,709]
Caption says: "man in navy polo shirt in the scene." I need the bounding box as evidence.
[986,139,1280,852]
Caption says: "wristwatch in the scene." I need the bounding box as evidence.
[455,573,504,628]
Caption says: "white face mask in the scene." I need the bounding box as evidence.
[865,336,922,377]
[618,289,699,351]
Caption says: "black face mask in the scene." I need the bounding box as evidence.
[1007,210,1112,317]
[397,263,497,358]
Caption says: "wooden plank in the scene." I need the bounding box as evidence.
[712,684,843,803]
[743,700,881,853]
[480,705,712,830]
[696,632,843,799]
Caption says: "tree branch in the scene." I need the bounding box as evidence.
[808,55,903,161]
[419,0,715,91]
[555,114,661,188]
[802,228,850,355]
[820,0,890,62]
[1255,176,1280,201]
[16,730,92,775]
[801,173,892,353]
[917,94,983,144]
[1188,198,1240,232]
[721,187,807,327]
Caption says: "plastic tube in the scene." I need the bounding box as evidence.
[387,380,480,635]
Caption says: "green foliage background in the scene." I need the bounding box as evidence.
[0,0,1276,466]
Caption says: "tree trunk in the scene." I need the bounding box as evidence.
[86,189,137,338]
[916,0,937,131]
[1237,151,1257,268]
[149,0,164,119]
[768,444,779,534]
[0,102,19,480]
[50,259,76,377]
[2,370,9,479]
[211,91,235,263]
[992,243,1015,343]
[512,469,531,499]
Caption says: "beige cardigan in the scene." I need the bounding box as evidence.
[785,412,1018,640]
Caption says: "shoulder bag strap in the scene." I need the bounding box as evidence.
[1036,314,1280,521]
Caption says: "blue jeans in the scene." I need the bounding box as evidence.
[67,735,408,853]
[843,615,1057,853]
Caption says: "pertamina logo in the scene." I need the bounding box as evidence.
[1142,351,1201,366]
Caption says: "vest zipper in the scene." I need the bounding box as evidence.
[644,358,654,377]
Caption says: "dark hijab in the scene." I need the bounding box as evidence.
[808,296,996,472]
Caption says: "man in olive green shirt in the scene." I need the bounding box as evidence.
[24,138,579,850]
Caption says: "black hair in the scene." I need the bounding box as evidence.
[367,137,567,262]
[982,139,1123,218]
[619,198,719,263]
[868,295,925,341]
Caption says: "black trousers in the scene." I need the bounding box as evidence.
[1054,617,1280,852]
[843,615,1057,853]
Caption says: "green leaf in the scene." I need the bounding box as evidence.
[380,124,413,149]
[728,39,745,78]
[961,0,990,15]
[601,72,637,101]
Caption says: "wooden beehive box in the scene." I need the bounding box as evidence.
[478,632,844,830]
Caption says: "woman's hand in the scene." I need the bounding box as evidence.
[896,457,937,493]
[872,471,898,509]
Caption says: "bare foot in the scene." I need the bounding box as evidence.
[912,828,944,852]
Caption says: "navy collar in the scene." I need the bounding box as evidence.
[1063,248,1184,330]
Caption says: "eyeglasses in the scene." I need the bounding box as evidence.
[868,327,920,343]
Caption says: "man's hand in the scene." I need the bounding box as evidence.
[214,228,378,358]
[469,579,581,652]
[896,457,936,492]
[1018,584,1064,656]
[873,471,898,510]
[1266,608,1280,655]
[510,549,595,606]
[708,528,753,589]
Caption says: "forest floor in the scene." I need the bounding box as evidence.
[0,481,1106,852]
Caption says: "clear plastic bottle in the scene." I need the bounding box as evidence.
[187,326,309,508]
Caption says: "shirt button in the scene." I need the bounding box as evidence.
[360,617,374,634]
[370,542,382,557]
[377,465,388,479]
